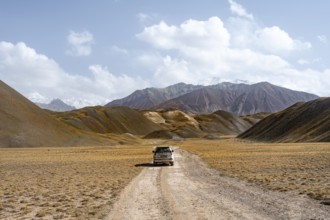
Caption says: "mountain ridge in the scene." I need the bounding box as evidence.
[53,107,261,139]
[106,82,318,115]
[106,83,203,109]
[0,80,112,147]
[238,97,330,142]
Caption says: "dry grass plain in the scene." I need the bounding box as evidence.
[0,145,153,219]
[1,138,329,219]
[177,138,330,205]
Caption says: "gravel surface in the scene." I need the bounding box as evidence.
[107,148,330,220]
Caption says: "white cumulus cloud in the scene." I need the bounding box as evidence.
[226,3,311,56]
[137,17,230,52]
[256,26,311,54]
[137,17,289,84]
[88,65,149,98]
[137,15,330,96]
[0,41,149,107]
[137,21,178,49]
[67,30,94,56]
[228,0,254,20]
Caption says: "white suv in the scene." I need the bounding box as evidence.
[153,146,174,166]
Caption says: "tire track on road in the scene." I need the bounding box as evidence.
[107,148,330,220]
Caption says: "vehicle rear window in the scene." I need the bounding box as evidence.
[155,147,171,153]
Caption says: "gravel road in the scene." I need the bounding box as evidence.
[107,148,330,220]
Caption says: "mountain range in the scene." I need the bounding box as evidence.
[106,82,318,115]
[0,80,263,147]
[1,79,329,147]
[36,99,75,112]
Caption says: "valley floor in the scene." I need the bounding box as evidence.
[0,145,152,219]
[1,139,329,219]
[107,147,330,220]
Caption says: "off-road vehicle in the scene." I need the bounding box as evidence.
[153,146,174,166]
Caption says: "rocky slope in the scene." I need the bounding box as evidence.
[238,97,330,142]
[0,79,264,146]
[106,82,318,115]
[154,82,318,115]
[106,83,202,109]
[54,107,261,139]
[52,106,163,136]
[0,80,111,147]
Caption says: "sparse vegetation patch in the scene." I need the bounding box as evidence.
[179,139,330,204]
[0,145,152,219]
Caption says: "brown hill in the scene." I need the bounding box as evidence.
[143,130,180,139]
[53,106,163,136]
[54,106,261,140]
[142,110,204,138]
[142,109,256,139]
[0,79,268,147]
[55,108,204,138]
[240,112,271,125]
[238,98,330,142]
[0,80,111,147]
[195,110,252,135]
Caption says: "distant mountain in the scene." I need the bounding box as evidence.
[105,83,203,109]
[154,87,234,114]
[107,81,318,115]
[238,97,330,142]
[36,99,75,112]
[156,82,318,115]
[228,82,318,115]
[0,80,110,147]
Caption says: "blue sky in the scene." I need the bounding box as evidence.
[1,0,330,107]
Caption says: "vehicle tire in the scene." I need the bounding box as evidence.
[170,162,174,166]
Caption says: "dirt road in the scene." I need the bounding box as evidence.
[107,148,330,220]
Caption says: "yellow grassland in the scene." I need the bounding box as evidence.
[0,145,153,219]
[1,138,329,219]
[177,138,330,203]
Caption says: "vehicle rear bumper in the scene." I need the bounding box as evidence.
[153,158,174,163]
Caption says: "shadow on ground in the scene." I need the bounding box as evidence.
[135,163,170,167]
